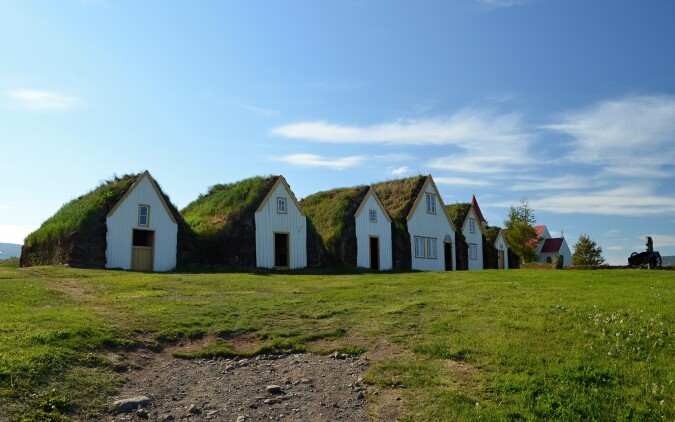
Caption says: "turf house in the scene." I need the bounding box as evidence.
[181,175,308,269]
[492,229,510,269]
[354,187,393,271]
[461,195,487,270]
[372,175,456,271]
[21,171,189,272]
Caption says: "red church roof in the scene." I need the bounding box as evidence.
[471,195,486,223]
[533,225,546,238]
[541,238,563,253]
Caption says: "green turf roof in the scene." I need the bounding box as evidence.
[181,175,278,238]
[371,175,427,222]
[445,203,471,232]
[24,173,140,246]
[301,185,369,263]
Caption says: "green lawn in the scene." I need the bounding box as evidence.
[0,264,672,421]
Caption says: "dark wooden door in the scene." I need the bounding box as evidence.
[444,243,453,271]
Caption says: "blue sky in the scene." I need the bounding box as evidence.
[2,0,675,264]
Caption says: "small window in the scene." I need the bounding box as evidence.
[369,209,377,223]
[138,205,150,227]
[426,238,437,259]
[469,218,476,233]
[426,193,436,214]
[414,236,425,258]
[469,243,478,260]
[277,197,287,214]
[546,257,552,264]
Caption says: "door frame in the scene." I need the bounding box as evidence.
[131,228,155,272]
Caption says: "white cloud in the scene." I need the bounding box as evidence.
[645,234,675,248]
[435,176,491,187]
[476,0,533,9]
[274,153,365,170]
[390,166,409,176]
[374,153,415,162]
[271,109,530,146]
[509,175,597,192]
[9,90,80,110]
[526,184,675,217]
[547,95,675,173]
[606,246,624,251]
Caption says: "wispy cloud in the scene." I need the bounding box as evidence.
[9,90,80,110]
[235,103,279,117]
[274,153,365,170]
[547,95,675,175]
[475,0,533,10]
[526,184,675,217]
[645,234,675,247]
[509,175,597,192]
[390,166,409,176]
[435,176,491,187]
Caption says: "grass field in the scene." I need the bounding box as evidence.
[0,261,672,421]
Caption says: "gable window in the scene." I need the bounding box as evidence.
[426,193,436,214]
[469,243,478,260]
[369,209,377,223]
[138,205,150,227]
[469,218,476,233]
[414,236,438,259]
[277,197,287,214]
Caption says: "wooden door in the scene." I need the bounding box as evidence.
[132,247,153,271]
[499,250,505,270]
[132,229,154,272]
[369,237,380,271]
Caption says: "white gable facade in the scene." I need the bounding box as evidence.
[462,206,484,270]
[354,188,393,271]
[255,177,307,269]
[106,172,178,272]
[406,177,456,271]
[494,230,509,270]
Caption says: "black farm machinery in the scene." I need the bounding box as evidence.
[627,236,662,269]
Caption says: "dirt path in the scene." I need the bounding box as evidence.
[106,344,398,422]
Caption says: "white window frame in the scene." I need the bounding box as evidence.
[469,243,478,260]
[469,218,476,233]
[369,209,377,223]
[426,237,437,259]
[414,236,438,259]
[277,197,287,214]
[426,193,436,214]
[414,236,425,258]
[138,204,150,227]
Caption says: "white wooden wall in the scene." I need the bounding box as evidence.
[406,182,455,271]
[255,182,307,269]
[463,208,484,270]
[494,232,509,270]
[106,176,178,272]
[355,193,392,270]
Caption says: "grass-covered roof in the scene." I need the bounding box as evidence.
[25,173,140,247]
[181,175,278,238]
[301,185,369,266]
[371,175,426,222]
[445,203,471,231]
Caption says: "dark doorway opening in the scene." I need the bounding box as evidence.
[444,242,453,271]
[274,233,290,269]
[369,237,380,271]
[132,229,154,272]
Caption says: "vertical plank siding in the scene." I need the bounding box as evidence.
[463,208,484,270]
[494,231,509,270]
[255,182,307,269]
[106,176,178,271]
[355,192,393,270]
[406,181,455,271]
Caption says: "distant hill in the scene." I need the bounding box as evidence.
[0,243,22,259]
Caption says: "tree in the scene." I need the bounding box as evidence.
[504,198,539,263]
[572,234,605,266]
